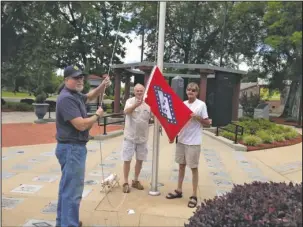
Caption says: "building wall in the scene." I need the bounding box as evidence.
[240,86,259,97]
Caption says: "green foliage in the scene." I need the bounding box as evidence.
[1,1,132,93]
[243,135,263,146]
[273,134,285,142]
[256,130,274,144]
[220,131,235,141]
[2,102,34,112]
[82,79,91,94]
[238,117,253,122]
[283,131,299,140]
[225,118,299,146]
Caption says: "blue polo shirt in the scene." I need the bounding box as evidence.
[56,86,89,144]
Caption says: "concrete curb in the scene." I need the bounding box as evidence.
[92,130,124,140]
[203,130,247,151]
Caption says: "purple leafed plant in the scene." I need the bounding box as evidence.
[185,181,302,227]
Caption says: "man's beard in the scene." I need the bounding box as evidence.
[75,85,84,92]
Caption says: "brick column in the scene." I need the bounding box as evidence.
[232,78,241,121]
[144,73,149,86]
[114,73,121,113]
[199,73,208,101]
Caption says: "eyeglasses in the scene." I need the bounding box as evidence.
[187,88,196,92]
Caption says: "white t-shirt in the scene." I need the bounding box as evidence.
[178,99,209,145]
[124,97,151,144]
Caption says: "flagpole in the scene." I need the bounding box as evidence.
[149,1,166,196]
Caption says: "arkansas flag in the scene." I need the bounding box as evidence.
[144,66,192,141]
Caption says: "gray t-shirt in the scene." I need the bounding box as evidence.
[56,86,89,144]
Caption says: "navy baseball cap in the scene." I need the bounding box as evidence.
[64,65,87,78]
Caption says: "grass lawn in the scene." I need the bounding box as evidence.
[260,88,281,101]
[2,91,33,98]
[2,91,58,100]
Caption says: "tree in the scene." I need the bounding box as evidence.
[256,2,302,120]
[1,1,132,94]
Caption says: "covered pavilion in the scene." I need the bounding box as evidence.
[111,61,247,126]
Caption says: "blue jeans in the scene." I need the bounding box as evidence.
[55,143,87,227]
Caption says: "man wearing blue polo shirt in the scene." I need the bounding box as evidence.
[55,65,110,227]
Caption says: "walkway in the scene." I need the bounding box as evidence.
[2,124,302,226]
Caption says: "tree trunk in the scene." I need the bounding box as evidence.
[141,27,144,62]
[281,80,301,120]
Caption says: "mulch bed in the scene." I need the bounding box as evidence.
[239,136,302,151]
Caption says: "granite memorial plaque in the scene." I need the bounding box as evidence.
[216,188,232,197]
[170,175,190,182]
[32,175,58,183]
[98,163,116,169]
[28,156,49,163]
[23,219,56,227]
[84,179,100,185]
[11,184,43,194]
[209,171,230,179]
[2,155,10,160]
[89,170,110,178]
[213,179,233,187]
[12,164,32,171]
[82,188,92,198]
[49,167,61,173]
[42,201,57,213]
[40,151,55,157]
[250,175,268,182]
[2,197,24,209]
[105,156,118,161]
[2,172,17,179]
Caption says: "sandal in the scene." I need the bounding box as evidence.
[188,196,197,208]
[122,183,130,193]
[166,189,183,199]
[132,180,144,190]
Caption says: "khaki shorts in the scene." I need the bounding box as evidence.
[121,139,148,161]
[175,142,201,168]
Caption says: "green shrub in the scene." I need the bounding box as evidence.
[283,126,294,132]
[256,130,274,144]
[243,135,262,146]
[273,134,285,142]
[271,125,286,134]
[284,131,299,140]
[220,131,235,140]
[238,116,252,122]
[3,102,33,111]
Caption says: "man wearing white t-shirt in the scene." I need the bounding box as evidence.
[166,82,211,208]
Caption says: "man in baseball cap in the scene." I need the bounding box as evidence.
[55,65,110,227]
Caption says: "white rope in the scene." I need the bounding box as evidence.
[107,2,125,76]
[98,1,127,212]
[154,2,160,63]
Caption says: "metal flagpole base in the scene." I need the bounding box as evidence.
[148,190,161,196]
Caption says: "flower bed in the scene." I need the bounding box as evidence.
[219,117,302,151]
[186,182,302,227]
